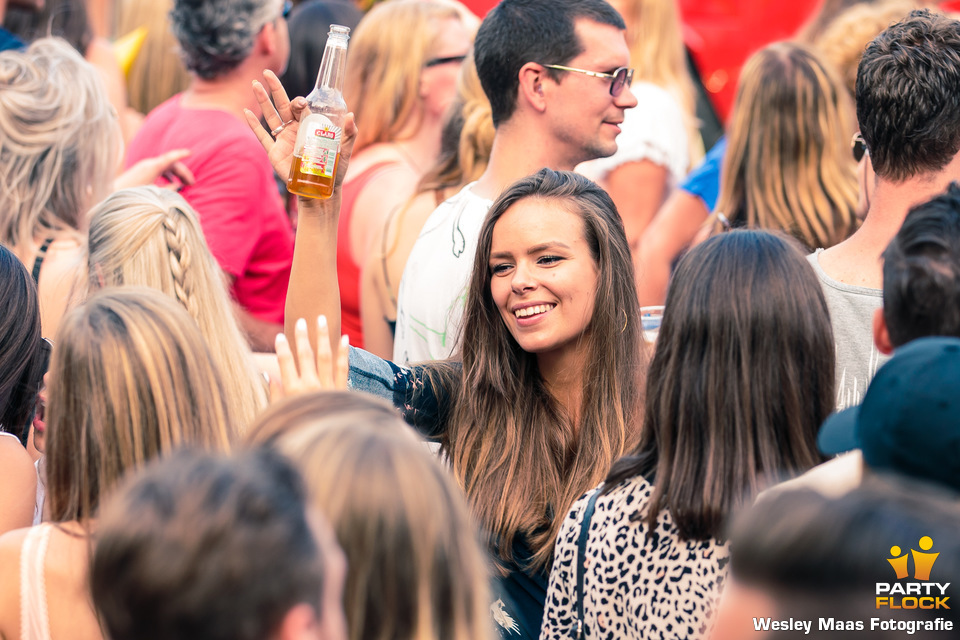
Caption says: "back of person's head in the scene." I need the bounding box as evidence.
[813,0,917,99]
[716,41,858,249]
[857,9,960,182]
[344,0,466,151]
[881,182,960,347]
[417,52,493,194]
[0,37,120,247]
[170,0,284,79]
[720,475,960,637]
[45,287,235,523]
[87,186,267,425]
[3,0,94,54]
[609,230,833,540]
[0,245,44,442]
[614,0,696,116]
[245,391,494,640]
[280,0,363,103]
[118,0,190,114]
[473,0,624,127]
[92,448,341,640]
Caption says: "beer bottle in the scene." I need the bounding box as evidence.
[287,25,350,199]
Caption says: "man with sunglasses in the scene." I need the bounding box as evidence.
[393,0,637,367]
[126,0,293,353]
[808,9,960,409]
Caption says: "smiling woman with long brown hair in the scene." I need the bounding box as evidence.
[247,62,649,636]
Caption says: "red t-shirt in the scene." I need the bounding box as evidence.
[126,95,294,325]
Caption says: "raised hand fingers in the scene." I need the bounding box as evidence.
[335,335,350,390]
[294,317,321,388]
[263,70,293,123]
[274,332,299,398]
[315,315,334,389]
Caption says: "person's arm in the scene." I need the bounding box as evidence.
[633,189,710,306]
[245,72,449,438]
[359,249,396,359]
[603,160,670,254]
[244,70,354,356]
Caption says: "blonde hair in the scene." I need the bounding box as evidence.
[715,42,859,250]
[86,187,268,428]
[616,0,702,165]
[117,0,191,114]
[0,37,119,247]
[813,0,918,98]
[246,392,495,640]
[45,288,235,523]
[344,0,463,152]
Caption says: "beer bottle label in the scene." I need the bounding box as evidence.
[298,114,341,178]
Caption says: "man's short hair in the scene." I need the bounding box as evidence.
[856,9,960,182]
[171,0,280,79]
[474,0,624,127]
[882,181,960,347]
[91,448,325,640]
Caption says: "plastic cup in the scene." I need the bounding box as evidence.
[640,306,665,343]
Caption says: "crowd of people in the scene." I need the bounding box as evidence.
[2,0,960,639]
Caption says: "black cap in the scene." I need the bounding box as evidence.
[817,337,960,492]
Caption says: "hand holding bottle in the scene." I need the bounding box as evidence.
[244,70,358,200]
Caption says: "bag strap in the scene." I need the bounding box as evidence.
[571,487,602,639]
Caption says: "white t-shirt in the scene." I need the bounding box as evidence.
[393,183,493,365]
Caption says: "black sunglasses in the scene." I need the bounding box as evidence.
[852,132,868,163]
[424,55,467,68]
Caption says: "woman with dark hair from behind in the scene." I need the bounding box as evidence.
[541,230,834,640]
[0,245,43,534]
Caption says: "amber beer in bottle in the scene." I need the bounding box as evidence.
[287,25,350,199]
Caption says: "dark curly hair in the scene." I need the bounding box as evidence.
[170,0,281,79]
[856,9,960,182]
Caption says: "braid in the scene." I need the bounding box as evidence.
[162,208,200,319]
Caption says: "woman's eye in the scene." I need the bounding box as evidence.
[491,263,513,275]
[537,255,563,265]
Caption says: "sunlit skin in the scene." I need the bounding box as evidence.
[488,199,599,390]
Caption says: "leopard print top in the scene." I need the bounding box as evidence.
[540,475,730,640]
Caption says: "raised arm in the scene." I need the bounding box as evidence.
[244,70,357,357]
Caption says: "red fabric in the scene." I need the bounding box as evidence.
[337,161,402,350]
[126,96,294,325]
[679,0,821,122]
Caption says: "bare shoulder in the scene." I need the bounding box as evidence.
[0,527,29,638]
[0,439,37,535]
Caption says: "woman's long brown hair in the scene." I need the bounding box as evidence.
[606,231,833,540]
[428,169,648,572]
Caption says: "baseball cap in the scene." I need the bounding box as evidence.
[817,336,960,492]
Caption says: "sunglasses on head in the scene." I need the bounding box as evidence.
[851,132,868,163]
[540,63,634,97]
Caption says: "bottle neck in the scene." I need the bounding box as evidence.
[315,38,348,92]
